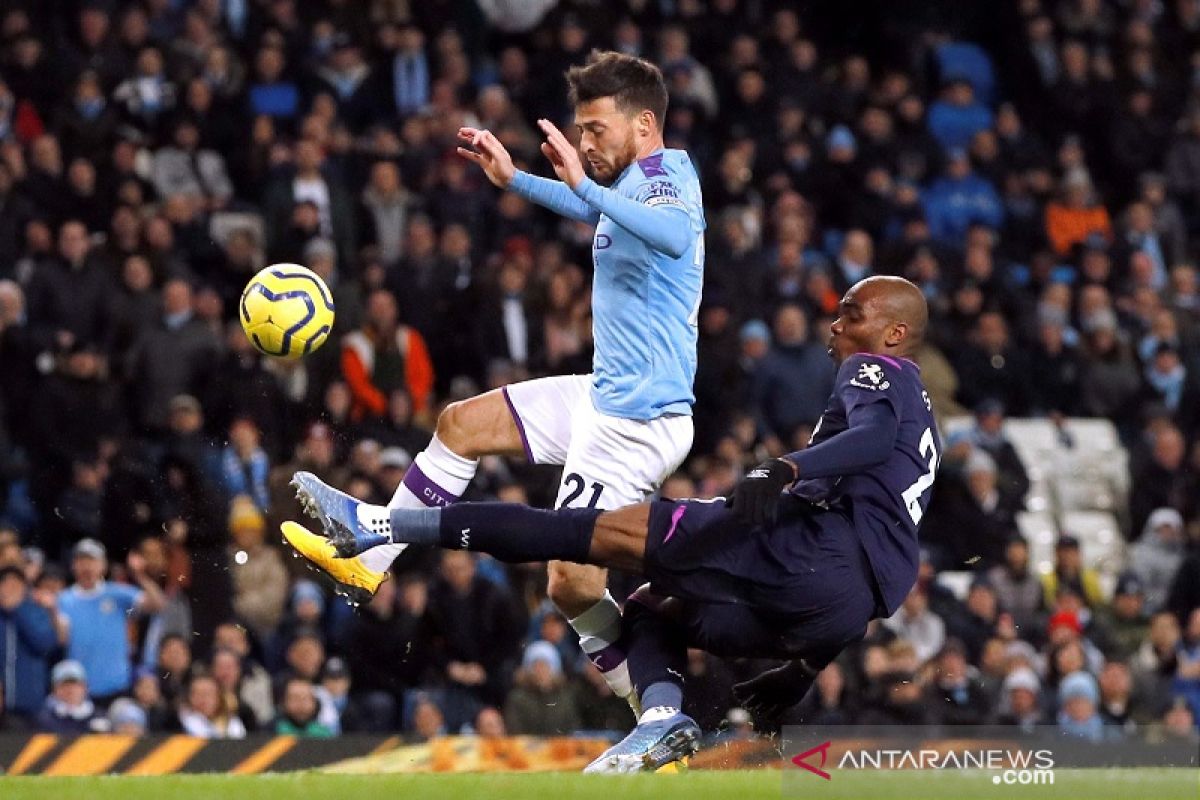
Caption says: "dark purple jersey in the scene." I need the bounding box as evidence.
[791,352,940,614]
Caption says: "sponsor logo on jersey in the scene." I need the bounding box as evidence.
[594,233,612,249]
[460,528,471,549]
[850,362,890,391]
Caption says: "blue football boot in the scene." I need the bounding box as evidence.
[583,709,701,774]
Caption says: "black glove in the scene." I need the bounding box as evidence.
[732,659,819,724]
[726,458,797,526]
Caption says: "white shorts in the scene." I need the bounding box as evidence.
[503,374,693,510]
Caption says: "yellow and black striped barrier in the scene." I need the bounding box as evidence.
[0,733,779,774]
[0,733,390,775]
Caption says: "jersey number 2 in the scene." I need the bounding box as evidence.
[561,473,604,509]
[901,427,938,525]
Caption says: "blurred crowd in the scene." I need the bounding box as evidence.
[0,0,1198,743]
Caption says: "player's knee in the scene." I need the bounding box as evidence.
[435,400,475,456]
[547,563,604,617]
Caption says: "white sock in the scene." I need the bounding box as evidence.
[638,706,679,724]
[570,591,634,699]
[359,435,478,572]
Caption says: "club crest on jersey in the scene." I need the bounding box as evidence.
[850,361,890,391]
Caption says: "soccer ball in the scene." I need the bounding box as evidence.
[239,264,335,359]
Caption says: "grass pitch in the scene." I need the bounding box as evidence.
[0,768,1195,800]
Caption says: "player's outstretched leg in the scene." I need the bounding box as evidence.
[285,392,522,597]
[584,588,699,773]
[291,470,655,566]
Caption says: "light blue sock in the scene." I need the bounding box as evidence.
[388,506,442,545]
[640,680,683,713]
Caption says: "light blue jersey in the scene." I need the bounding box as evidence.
[58,581,142,697]
[510,149,705,420]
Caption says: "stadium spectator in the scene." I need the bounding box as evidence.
[965,400,1031,503]
[130,667,170,733]
[995,667,1044,730]
[883,586,946,665]
[1097,573,1151,662]
[360,160,419,268]
[751,304,834,447]
[227,496,288,641]
[341,288,435,420]
[176,672,246,739]
[987,535,1047,636]
[926,638,992,725]
[58,538,164,703]
[263,138,356,269]
[425,551,522,732]
[927,77,994,152]
[0,564,56,720]
[209,627,266,713]
[1041,536,1106,609]
[151,117,233,210]
[1057,670,1113,742]
[407,693,446,743]
[156,633,193,707]
[35,660,102,734]
[1173,608,1200,725]
[107,697,147,736]
[221,420,271,511]
[1098,660,1147,732]
[922,148,1003,247]
[275,676,335,737]
[127,281,222,435]
[211,646,266,733]
[1130,509,1188,613]
[503,640,581,736]
[1045,170,1113,257]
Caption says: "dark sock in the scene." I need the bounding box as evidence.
[623,597,688,712]
[388,506,442,545]
[410,502,601,563]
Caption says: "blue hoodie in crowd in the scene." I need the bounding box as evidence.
[0,588,58,717]
[922,167,1004,245]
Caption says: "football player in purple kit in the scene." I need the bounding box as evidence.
[291,275,938,772]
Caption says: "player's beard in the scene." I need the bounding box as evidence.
[589,132,639,186]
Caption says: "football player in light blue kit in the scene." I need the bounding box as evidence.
[284,51,705,717]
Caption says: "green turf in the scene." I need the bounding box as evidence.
[0,768,1195,800]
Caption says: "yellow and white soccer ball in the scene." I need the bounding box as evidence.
[239,264,335,359]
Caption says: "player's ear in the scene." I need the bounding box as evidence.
[885,321,908,347]
[638,109,654,137]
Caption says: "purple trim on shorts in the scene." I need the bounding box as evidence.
[874,354,903,370]
[587,642,627,673]
[401,463,459,507]
[662,504,687,544]
[501,386,534,464]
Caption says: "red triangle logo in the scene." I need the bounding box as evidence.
[791,740,832,780]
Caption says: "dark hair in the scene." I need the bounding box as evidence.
[566,50,668,127]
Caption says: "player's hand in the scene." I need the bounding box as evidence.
[456,127,515,188]
[732,660,818,723]
[726,458,797,527]
[536,119,586,189]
